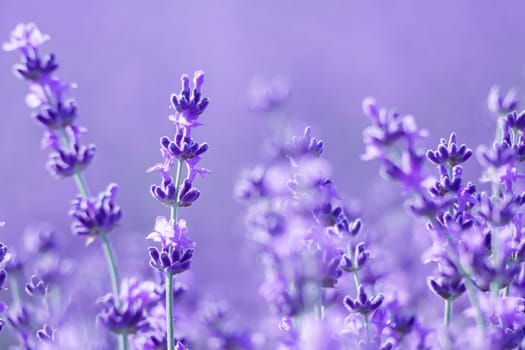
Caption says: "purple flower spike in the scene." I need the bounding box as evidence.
[14,53,58,81]
[477,143,516,169]
[36,324,55,343]
[362,97,427,161]
[161,126,209,161]
[146,217,196,279]
[343,286,384,316]
[25,274,47,296]
[69,183,122,243]
[148,245,194,276]
[488,85,519,115]
[170,71,209,128]
[146,217,194,250]
[284,126,324,160]
[35,100,77,129]
[46,142,96,178]
[426,276,466,300]
[426,133,473,168]
[97,278,160,335]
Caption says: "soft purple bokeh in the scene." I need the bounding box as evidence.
[2,0,525,317]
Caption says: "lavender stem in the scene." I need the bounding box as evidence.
[65,145,128,350]
[9,276,21,306]
[166,159,184,350]
[444,299,452,327]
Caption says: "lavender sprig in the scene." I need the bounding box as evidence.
[362,98,487,330]
[148,71,209,350]
[4,23,128,349]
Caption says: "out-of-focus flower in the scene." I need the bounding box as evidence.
[487,85,519,115]
[2,22,50,52]
[97,278,160,335]
[25,274,47,296]
[248,76,290,112]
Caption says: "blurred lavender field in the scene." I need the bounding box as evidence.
[2,1,525,349]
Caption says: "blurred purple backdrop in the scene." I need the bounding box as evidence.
[2,1,525,311]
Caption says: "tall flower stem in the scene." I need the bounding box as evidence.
[443,244,485,329]
[56,128,128,350]
[166,159,184,350]
[444,299,452,327]
[8,276,21,306]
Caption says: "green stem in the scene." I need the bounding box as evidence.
[364,314,370,341]
[353,270,361,289]
[166,159,184,350]
[73,172,89,198]
[9,276,21,306]
[440,230,485,329]
[68,155,128,350]
[42,84,127,348]
[100,232,121,305]
[444,299,452,327]
[503,285,510,297]
[464,278,486,328]
[170,160,184,220]
[165,273,175,350]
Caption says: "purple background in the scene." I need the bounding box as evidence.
[1,1,525,311]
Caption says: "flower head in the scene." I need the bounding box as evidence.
[169,71,209,129]
[147,217,194,250]
[69,183,122,244]
[3,23,50,53]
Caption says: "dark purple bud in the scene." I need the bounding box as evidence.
[0,271,6,290]
[69,183,122,241]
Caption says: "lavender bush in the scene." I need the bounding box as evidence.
[2,7,525,350]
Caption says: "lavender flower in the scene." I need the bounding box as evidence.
[169,71,209,129]
[148,71,210,350]
[487,86,519,116]
[6,23,128,349]
[247,76,290,112]
[343,286,384,317]
[97,278,160,335]
[69,183,122,243]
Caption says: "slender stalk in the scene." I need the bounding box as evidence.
[56,134,128,350]
[440,230,485,329]
[444,299,452,327]
[464,278,486,328]
[166,159,184,350]
[9,276,21,306]
[165,273,175,350]
[353,269,361,288]
[364,314,370,341]
[38,73,130,349]
[100,232,121,305]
